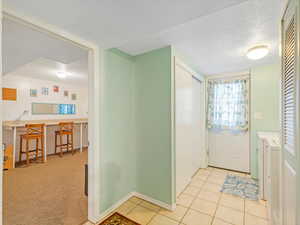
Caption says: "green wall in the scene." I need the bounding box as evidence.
[100,49,137,212]
[100,46,175,213]
[250,63,280,178]
[134,46,173,205]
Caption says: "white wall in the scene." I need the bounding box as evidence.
[3,74,88,121]
[2,74,89,161]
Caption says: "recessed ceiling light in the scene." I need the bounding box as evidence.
[246,45,269,60]
[56,71,68,79]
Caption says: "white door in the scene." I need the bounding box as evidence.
[208,77,250,173]
[175,62,203,196]
[208,130,250,172]
[281,1,299,224]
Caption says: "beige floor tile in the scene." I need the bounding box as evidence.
[215,206,244,225]
[228,171,246,177]
[116,201,137,215]
[140,200,161,212]
[207,176,225,185]
[212,168,228,174]
[212,218,232,225]
[177,193,195,207]
[196,169,211,176]
[159,205,188,222]
[148,214,179,225]
[182,209,213,225]
[202,182,222,193]
[198,190,221,203]
[127,205,156,225]
[245,200,268,219]
[190,178,205,188]
[190,198,217,216]
[245,213,269,225]
[193,174,209,181]
[219,194,244,211]
[128,196,143,204]
[183,186,201,196]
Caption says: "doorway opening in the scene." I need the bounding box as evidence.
[2,11,101,225]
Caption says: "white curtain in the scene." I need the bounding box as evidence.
[207,78,249,131]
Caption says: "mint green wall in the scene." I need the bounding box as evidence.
[134,46,173,205]
[100,49,137,212]
[250,63,280,178]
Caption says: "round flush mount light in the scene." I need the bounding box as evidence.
[246,45,269,60]
[56,71,68,79]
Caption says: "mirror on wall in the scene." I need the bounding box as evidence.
[32,103,76,115]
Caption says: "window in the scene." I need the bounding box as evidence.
[207,78,249,131]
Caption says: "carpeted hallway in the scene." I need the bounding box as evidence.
[3,150,88,225]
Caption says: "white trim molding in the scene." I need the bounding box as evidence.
[133,192,176,211]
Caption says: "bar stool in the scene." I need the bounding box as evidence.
[55,122,74,157]
[19,123,45,165]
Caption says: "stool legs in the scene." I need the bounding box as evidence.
[41,136,45,163]
[26,139,29,165]
[67,134,69,152]
[36,138,39,161]
[71,133,74,155]
[19,137,23,162]
[60,133,63,157]
[55,133,57,154]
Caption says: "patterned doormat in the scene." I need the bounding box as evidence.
[220,175,259,200]
[99,212,140,225]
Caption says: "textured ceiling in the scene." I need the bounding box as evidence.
[6,58,88,86]
[3,18,88,75]
[3,0,281,75]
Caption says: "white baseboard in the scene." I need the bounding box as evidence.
[133,192,176,211]
[93,192,135,224]
[93,192,175,224]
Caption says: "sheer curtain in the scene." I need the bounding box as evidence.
[207,78,249,131]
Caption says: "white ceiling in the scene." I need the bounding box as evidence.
[7,58,89,86]
[3,18,88,76]
[3,0,281,75]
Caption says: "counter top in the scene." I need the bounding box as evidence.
[3,118,88,128]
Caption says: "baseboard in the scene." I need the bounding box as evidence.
[133,192,176,211]
[93,192,175,224]
[93,192,135,224]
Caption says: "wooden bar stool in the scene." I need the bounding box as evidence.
[19,124,45,165]
[55,122,74,157]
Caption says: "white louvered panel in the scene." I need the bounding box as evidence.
[283,15,296,155]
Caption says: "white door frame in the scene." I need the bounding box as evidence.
[206,72,251,173]
[1,7,103,224]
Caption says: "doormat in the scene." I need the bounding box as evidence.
[99,212,141,225]
[221,175,259,200]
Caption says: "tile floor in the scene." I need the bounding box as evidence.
[102,167,269,225]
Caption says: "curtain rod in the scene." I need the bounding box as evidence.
[207,74,250,81]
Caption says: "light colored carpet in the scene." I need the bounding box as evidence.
[3,150,88,225]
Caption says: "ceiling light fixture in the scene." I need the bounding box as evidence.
[56,71,68,79]
[246,45,269,60]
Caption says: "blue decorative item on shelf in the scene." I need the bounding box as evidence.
[58,104,76,115]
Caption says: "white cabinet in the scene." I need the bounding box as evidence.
[257,132,281,225]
